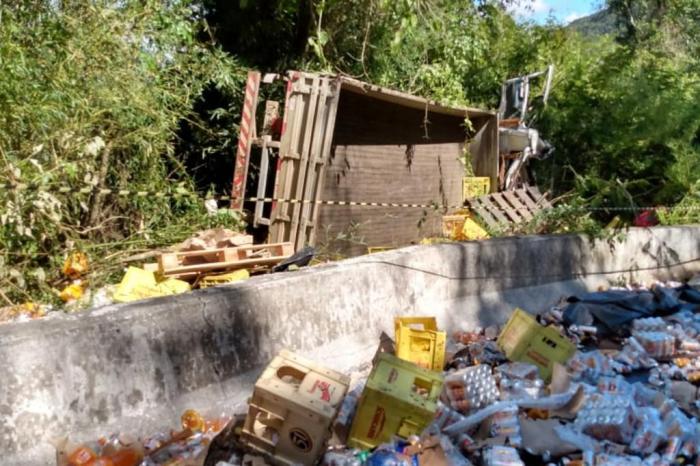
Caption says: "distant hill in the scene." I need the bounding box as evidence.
[567,8,620,36]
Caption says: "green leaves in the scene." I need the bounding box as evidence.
[0,1,245,304]
[298,0,698,232]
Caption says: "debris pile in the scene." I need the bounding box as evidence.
[114,228,295,302]
[0,228,299,324]
[59,279,700,466]
[56,409,231,466]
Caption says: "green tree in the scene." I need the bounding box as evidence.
[0,1,243,304]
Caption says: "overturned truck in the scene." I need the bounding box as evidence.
[230,72,499,256]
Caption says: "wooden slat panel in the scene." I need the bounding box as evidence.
[477,196,510,226]
[309,79,341,246]
[491,193,523,223]
[231,71,261,210]
[526,186,551,207]
[253,138,271,227]
[289,77,321,247]
[297,78,328,249]
[467,187,549,231]
[515,189,538,210]
[502,191,533,221]
[158,243,290,273]
[271,73,309,243]
[470,201,501,230]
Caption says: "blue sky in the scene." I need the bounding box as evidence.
[509,0,605,24]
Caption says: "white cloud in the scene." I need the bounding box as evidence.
[564,12,586,23]
[531,0,549,13]
[508,0,550,19]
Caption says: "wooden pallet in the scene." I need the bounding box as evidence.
[468,186,551,230]
[157,242,294,278]
[269,73,341,251]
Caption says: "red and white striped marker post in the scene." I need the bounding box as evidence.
[231,71,261,210]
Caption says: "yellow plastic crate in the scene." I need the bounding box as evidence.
[199,269,250,288]
[462,217,489,240]
[442,215,467,239]
[348,353,443,449]
[395,317,446,371]
[442,214,489,241]
[497,308,576,382]
[463,176,491,200]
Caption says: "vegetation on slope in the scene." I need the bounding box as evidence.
[1,0,699,304]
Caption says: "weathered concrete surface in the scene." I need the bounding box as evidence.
[2,226,699,465]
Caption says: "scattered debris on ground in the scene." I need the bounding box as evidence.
[56,277,700,466]
[0,228,297,324]
[1,177,555,324]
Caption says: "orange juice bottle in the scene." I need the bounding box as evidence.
[109,448,143,466]
[181,409,204,432]
[85,457,114,466]
[67,445,97,465]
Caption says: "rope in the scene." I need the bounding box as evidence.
[4,183,699,212]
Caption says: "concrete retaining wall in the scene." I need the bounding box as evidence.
[2,226,699,465]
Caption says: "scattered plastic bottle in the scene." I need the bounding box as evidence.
[107,448,143,466]
[68,445,97,465]
[181,409,205,432]
[323,450,363,466]
[366,450,412,466]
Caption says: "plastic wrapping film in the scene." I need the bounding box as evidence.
[573,394,636,444]
[482,446,524,466]
[443,365,499,414]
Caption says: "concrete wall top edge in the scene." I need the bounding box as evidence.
[2,226,699,340]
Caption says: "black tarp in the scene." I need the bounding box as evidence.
[562,286,700,336]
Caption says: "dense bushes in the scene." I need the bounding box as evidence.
[0,2,244,303]
[2,0,698,304]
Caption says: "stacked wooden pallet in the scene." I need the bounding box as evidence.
[144,242,294,280]
[468,186,552,231]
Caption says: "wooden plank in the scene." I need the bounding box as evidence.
[270,72,306,243]
[477,195,510,226]
[289,76,321,248]
[296,78,328,249]
[514,188,538,210]
[308,79,341,246]
[252,138,281,149]
[469,199,500,230]
[526,186,551,207]
[238,242,294,259]
[254,136,271,227]
[491,192,523,223]
[162,255,289,277]
[502,191,533,221]
[272,79,305,242]
[158,243,293,274]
